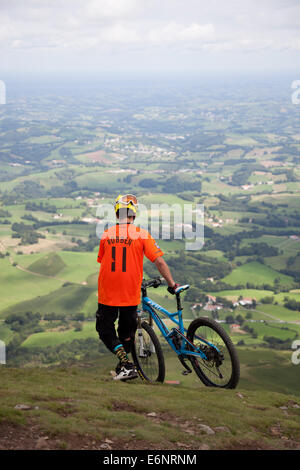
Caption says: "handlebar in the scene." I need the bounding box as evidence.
[142,278,190,294]
[142,277,164,289]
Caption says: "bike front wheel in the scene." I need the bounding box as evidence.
[131,321,165,383]
[187,317,240,389]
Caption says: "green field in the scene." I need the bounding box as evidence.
[0,259,62,312]
[222,261,294,287]
[15,251,99,285]
[2,284,94,318]
[22,321,97,348]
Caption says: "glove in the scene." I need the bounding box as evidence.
[167,283,179,295]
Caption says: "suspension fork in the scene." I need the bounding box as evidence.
[136,310,155,355]
[136,310,145,357]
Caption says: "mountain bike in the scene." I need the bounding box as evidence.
[131,278,240,389]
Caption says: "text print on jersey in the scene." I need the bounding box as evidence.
[106,237,133,246]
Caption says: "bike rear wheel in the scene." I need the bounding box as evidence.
[187,317,240,389]
[131,321,165,383]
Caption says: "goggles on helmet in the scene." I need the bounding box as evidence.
[114,194,138,214]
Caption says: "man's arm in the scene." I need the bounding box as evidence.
[154,256,176,288]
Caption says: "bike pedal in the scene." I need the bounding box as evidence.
[182,370,191,376]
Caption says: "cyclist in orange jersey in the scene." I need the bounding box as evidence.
[96,194,178,381]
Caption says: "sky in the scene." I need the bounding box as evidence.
[0,0,300,80]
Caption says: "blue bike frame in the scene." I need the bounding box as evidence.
[142,295,221,360]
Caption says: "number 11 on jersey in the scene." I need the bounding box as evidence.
[111,246,127,272]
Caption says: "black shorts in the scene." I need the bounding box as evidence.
[95,303,138,353]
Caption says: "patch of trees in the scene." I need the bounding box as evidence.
[0,118,23,132]
[0,209,11,218]
[260,296,275,304]
[181,133,225,152]
[5,311,42,333]
[243,325,258,339]
[203,229,264,255]
[12,222,45,245]
[236,243,279,257]
[21,214,39,223]
[223,158,256,166]
[25,201,57,213]
[156,251,232,286]
[6,337,107,367]
[251,214,300,228]
[58,148,78,164]
[263,335,296,350]
[184,287,207,304]
[216,296,234,309]
[281,255,300,282]
[139,178,158,188]
[13,180,46,199]
[284,298,300,312]
[32,219,86,230]
[65,233,99,252]
[48,181,78,197]
[9,141,59,163]
[229,163,266,187]
[162,176,201,193]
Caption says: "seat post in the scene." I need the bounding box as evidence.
[176,293,182,312]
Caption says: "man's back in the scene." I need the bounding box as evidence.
[97,223,163,306]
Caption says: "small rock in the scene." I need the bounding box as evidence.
[35,437,49,450]
[270,427,281,436]
[280,406,288,410]
[198,424,215,435]
[100,443,112,450]
[176,442,189,448]
[198,444,210,450]
[105,439,114,444]
[183,429,194,435]
[147,412,157,417]
[14,404,32,411]
[214,426,231,433]
[236,393,244,399]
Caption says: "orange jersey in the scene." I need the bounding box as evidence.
[97,223,164,306]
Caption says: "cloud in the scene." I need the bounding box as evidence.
[148,22,215,44]
[101,23,141,43]
[85,0,140,20]
[1,0,300,75]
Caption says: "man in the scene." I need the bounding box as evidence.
[96,194,177,381]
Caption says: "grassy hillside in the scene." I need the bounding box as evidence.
[2,284,94,318]
[0,349,299,450]
[222,261,294,288]
[0,259,62,311]
[27,253,66,277]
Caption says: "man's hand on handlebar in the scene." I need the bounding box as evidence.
[167,283,180,295]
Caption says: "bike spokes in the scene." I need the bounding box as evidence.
[132,322,165,383]
[187,318,240,389]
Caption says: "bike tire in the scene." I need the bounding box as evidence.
[187,317,240,389]
[131,321,165,383]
